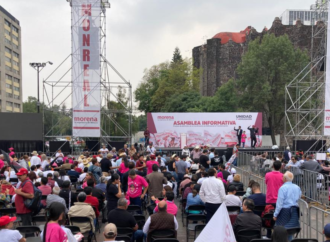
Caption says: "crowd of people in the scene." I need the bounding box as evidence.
[0,144,329,242]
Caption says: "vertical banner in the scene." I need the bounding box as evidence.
[72,0,101,137]
[325,5,330,135]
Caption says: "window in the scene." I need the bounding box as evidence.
[12,69,19,75]
[14,95,20,100]
[13,77,19,83]
[5,19,11,27]
[12,26,18,33]
[13,52,19,58]
[6,101,13,107]
[5,66,11,72]
[5,29,11,36]
[5,56,11,63]
[6,74,12,80]
[12,35,18,41]
[308,12,311,21]
[13,86,20,92]
[14,103,20,108]
[6,93,13,98]
[4,38,11,45]
[5,47,11,54]
[6,84,12,89]
[13,60,19,66]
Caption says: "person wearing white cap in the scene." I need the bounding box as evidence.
[227,168,236,183]
[103,223,120,241]
[30,151,41,167]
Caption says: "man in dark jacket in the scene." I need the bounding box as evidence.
[248,125,259,148]
[234,126,243,146]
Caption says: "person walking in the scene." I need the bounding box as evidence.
[234,126,243,147]
[199,168,226,223]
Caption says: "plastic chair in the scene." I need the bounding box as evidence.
[149,229,176,241]
[226,206,241,214]
[180,198,187,226]
[236,229,261,242]
[186,214,206,242]
[117,227,133,237]
[291,239,318,242]
[65,225,81,234]
[127,205,142,215]
[69,176,78,188]
[69,216,97,242]
[153,239,179,242]
[183,204,205,227]
[235,191,246,196]
[134,214,146,230]
[250,239,271,242]
[115,235,131,242]
[16,226,41,237]
[32,215,47,225]
[253,205,266,216]
[0,207,17,216]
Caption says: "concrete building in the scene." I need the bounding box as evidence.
[0,6,22,112]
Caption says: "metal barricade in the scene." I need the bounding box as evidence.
[308,205,330,241]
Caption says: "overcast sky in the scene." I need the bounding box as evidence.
[2,0,312,110]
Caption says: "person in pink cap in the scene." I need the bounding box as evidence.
[15,168,34,227]
[0,216,26,242]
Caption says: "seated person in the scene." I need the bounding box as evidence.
[153,191,178,216]
[185,184,204,213]
[107,198,143,242]
[233,198,262,237]
[225,185,242,207]
[229,174,244,191]
[0,216,25,242]
[102,223,121,242]
[183,182,196,200]
[84,187,99,217]
[67,164,80,178]
[248,182,266,215]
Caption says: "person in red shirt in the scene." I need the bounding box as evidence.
[135,154,146,172]
[84,186,99,217]
[265,160,283,204]
[38,177,52,207]
[146,154,159,175]
[15,168,34,226]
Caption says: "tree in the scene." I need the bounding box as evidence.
[236,34,309,145]
[162,91,201,112]
[171,47,183,65]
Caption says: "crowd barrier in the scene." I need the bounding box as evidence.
[235,165,330,240]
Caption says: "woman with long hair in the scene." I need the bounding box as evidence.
[42,202,67,242]
[118,157,129,174]
[106,173,122,212]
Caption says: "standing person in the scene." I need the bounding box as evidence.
[129,145,137,157]
[100,154,112,176]
[175,155,189,182]
[122,144,129,155]
[146,164,168,199]
[127,170,148,208]
[135,154,146,173]
[234,126,243,147]
[182,145,190,157]
[106,174,122,213]
[199,150,210,170]
[99,144,109,158]
[274,171,301,241]
[144,127,150,147]
[241,131,247,148]
[191,146,201,160]
[42,202,68,242]
[0,216,26,242]
[147,143,156,155]
[30,151,41,166]
[55,149,64,163]
[247,125,258,148]
[200,168,226,223]
[285,156,303,184]
[146,154,159,175]
[15,168,34,226]
[265,160,283,205]
[283,146,292,163]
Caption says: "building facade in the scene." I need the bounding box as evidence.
[193,17,321,96]
[280,9,327,26]
[0,6,22,112]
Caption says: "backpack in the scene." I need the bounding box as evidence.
[21,180,42,214]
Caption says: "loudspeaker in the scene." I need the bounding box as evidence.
[49,141,70,153]
[86,141,100,152]
[262,127,272,135]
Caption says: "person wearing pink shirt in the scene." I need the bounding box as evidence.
[153,191,178,216]
[38,177,52,207]
[146,154,159,175]
[127,170,148,209]
[118,157,130,174]
[42,202,68,242]
[265,160,283,204]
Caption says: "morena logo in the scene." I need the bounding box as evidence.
[74,117,98,122]
[157,116,174,120]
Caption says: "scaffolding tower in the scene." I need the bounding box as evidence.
[42,0,132,153]
[284,0,329,151]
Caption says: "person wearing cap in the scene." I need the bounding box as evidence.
[200,168,226,223]
[227,168,236,183]
[30,150,41,167]
[179,174,191,192]
[191,146,201,160]
[324,223,330,242]
[103,223,120,242]
[0,216,25,242]
[146,154,159,175]
[15,168,34,226]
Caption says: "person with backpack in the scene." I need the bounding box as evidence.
[15,168,35,226]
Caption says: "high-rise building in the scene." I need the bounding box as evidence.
[280,9,328,26]
[0,6,22,113]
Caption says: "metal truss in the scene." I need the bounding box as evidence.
[42,0,132,153]
[284,0,329,152]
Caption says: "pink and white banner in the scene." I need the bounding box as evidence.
[71,0,101,137]
[324,7,330,135]
[147,112,262,148]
